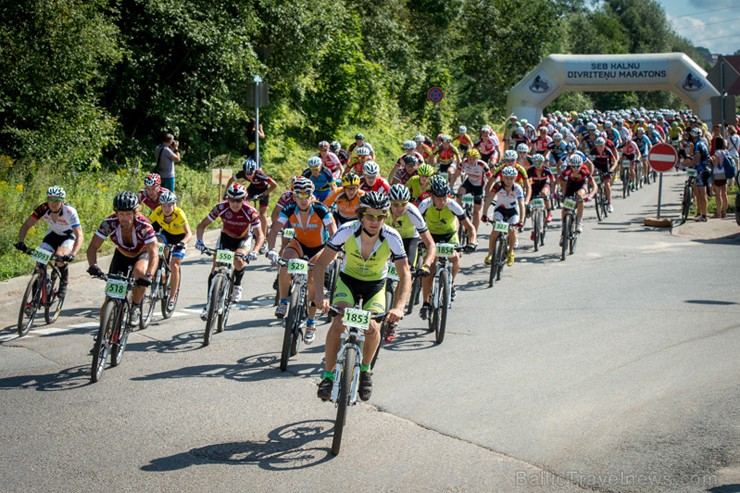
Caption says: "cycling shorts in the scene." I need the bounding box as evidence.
[695,168,712,188]
[216,232,252,251]
[332,272,386,312]
[564,181,587,198]
[403,237,421,269]
[285,239,323,263]
[157,231,187,259]
[247,184,270,207]
[431,232,459,246]
[460,180,484,204]
[530,182,551,198]
[41,231,75,253]
[109,249,148,276]
[493,207,519,225]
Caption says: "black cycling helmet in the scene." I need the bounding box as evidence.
[429,175,449,197]
[113,191,139,211]
[403,154,419,166]
[359,191,390,211]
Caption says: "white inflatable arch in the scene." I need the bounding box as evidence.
[506,53,719,122]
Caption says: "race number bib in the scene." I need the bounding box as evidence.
[686,169,697,178]
[105,279,128,300]
[436,243,456,258]
[621,161,631,168]
[215,249,235,265]
[287,258,309,275]
[593,175,602,185]
[343,307,371,330]
[158,242,165,256]
[494,222,510,233]
[461,194,474,206]
[386,262,399,282]
[530,198,545,210]
[282,228,295,239]
[31,248,52,265]
[563,198,578,210]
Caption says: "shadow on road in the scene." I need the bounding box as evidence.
[141,419,334,472]
[130,352,322,383]
[685,300,739,306]
[381,327,436,352]
[709,485,740,493]
[0,364,90,391]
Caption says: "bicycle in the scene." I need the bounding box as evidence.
[486,220,511,288]
[530,198,546,251]
[592,172,608,222]
[17,247,68,337]
[560,196,583,261]
[327,304,386,456]
[428,243,463,344]
[457,194,474,248]
[406,244,426,315]
[89,268,137,383]
[635,158,644,190]
[680,167,697,224]
[139,239,179,328]
[277,257,311,372]
[620,159,632,199]
[325,249,344,323]
[201,247,248,346]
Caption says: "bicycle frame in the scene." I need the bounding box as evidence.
[332,327,364,406]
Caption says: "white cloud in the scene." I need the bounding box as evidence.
[668,13,737,54]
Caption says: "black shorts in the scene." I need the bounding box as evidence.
[403,237,421,268]
[431,232,455,244]
[247,184,270,207]
[216,232,250,251]
[285,239,323,262]
[158,231,186,246]
[460,180,484,204]
[438,162,454,174]
[109,249,148,276]
[531,181,550,197]
[41,231,75,251]
[564,180,587,198]
[594,165,613,181]
[333,211,355,226]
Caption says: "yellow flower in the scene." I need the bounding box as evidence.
[0,180,7,187]
[97,182,103,188]
[15,184,23,193]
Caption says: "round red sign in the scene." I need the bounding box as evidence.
[648,143,678,173]
[427,87,444,103]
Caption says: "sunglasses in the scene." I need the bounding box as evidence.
[391,201,408,207]
[363,213,388,221]
[344,186,358,192]
[294,192,312,199]
[47,198,64,203]
[228,198,244,203]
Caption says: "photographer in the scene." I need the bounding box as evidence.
[154,133,181,192]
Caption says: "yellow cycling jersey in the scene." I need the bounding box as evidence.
[149,206,189,236]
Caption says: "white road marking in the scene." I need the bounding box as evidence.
[32,327,72,336]
[68,322,100,329]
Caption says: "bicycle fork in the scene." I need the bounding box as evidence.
[332,335,363,406]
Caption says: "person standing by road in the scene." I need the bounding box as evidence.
[246,118,265,161]
[154,133,180,192]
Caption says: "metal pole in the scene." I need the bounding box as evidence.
[254,74,262,167]
[657,172,663,219]
[720,57,726,136]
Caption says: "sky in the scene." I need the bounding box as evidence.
[655,0,740,55]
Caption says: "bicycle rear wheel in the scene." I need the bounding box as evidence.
[435,269,450,345]
[569,226,578,255]
[161,272,179,319]
[111,303,131,367]
[331,349,355,456]
[488,237,501,288]
[561,215,571,261]
[533,212,541,252]
[91,300,116,382]
[496,237,506,281]
[17,273,41,337]
[139,283,157,330]
[681,183,693,224]
[281,287,302,371]
[204,275,224,346]
[44,270,64,324]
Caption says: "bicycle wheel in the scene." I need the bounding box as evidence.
[569,224,578,255]
[91,300,116,382]
[489,237,501,288]
[111,303,131,367]
[595,194,603,222]
[681,183,692,224]
[217,283,232,334]
[533,212,541,252]
[407,273,420,315]
[331,348,355,456]
[17,273,41,337]
[139,282,157,330]
[435,268,450,345]
[281,287,302,372]
[42,269,64,324]
[161,274,179,319]
[327,261,340,323]
[561,215,571,261]
[204,275,224,346]
[496,238,506,281]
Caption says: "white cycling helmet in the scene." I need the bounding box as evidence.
[363,161,380,176]
[307,156,322,168]
[516,143,529,153]
[501,166,517,177]
[413,133,425,143]
[356,146,371,157]
[403,140,416,150]
[458,125,467,134]
[532,154,545,164]
[568,154,584,167]
[503,149,518,160]
[595,137,606,145]
[46,186,66,200]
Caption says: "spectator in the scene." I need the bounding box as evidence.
[726,125,739,161]
[711,138,730,219]
[246,118,265,161]
[154,133,180,192]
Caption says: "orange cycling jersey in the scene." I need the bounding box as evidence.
[324,187,365,220]
[277,202,335,248]
[434,144,460,164]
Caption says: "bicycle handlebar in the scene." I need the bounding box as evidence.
[201,247,249,261]
[328,305,387,323]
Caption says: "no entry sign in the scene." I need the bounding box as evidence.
[648,143,678,173]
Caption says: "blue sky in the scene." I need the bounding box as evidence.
[655,0,740,54]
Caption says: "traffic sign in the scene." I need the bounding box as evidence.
[427,86,444,103]
[648,143,678,173]
[707,57,740,94]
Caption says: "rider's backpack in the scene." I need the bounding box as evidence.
[721,150,737,180]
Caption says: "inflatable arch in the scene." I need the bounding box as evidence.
[506,53,719,122]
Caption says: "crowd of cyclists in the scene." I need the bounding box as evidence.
[14,107,737,401]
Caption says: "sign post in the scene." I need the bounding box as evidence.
[647,143,678,220]
[247,75,269,166]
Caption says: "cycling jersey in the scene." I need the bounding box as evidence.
[434,144,460,164]
[560,165,591,184]
[324,188,364,221]
[386,203,428,239]
[31,203,81,236]
[528,166,554,188]
[302,167,335,200]
[137,187,172,211]
[416,143,434,163]
[491,182,524,210]
[207,201,261,238]
[95,213,156,255]
[149,206,189,236]
[418,197,465,236]
[235,169,271,190]
[319,151,342,177]
[647,130,662,145]
[346,156,369,175]
[454,133,473,148]
[548,141,567,163]
[589,147,616,173]
[276,190,295,209]
[460,159,491,187]
[634,134,651,154]
[621,141,639,159]
[476,136,500,157]
[406,176,427,200]
[492,163,529,184]
[533,136,552,153]
[394,152,424,169]
[694,140,711,170]
[393,168,416,185]
[360,177,391,194]
[327,221,406,282]
[278,202,334,248]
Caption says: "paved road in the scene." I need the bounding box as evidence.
[0,172,738,493]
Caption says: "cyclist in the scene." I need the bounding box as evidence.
[324,173,365,225]
[633,127,653,183]
[515,143,534,169]
[589,137,617,212]
[137,173,172,212]
[194,183,263,319]
[86,192,158,324]
[527,154,555,224]
[482,166,525,267]
[226,158,277,244]
[453,125,474,154]
[684,126,712,221]
[15,186,83,299]
[302,156,336,202]
[548,133,568,173]
[407,163,435,203]
[620,136,641,187]
[510,126,530,152]
[148,191,192,311]
[360,161,391,194]
[433,134,461,185]
[347,133,375,160]
[389,141,423,184]
[417,175,477,319]
[345,145,372,176]
[313,192,411,401]
[414,133,435,165]
[330,141,350,169]
[318,140,344,180]
[452,148,491,232]
[476,125,501,165]
[385,184,436,341]
[487,150,532,209]
[559,154,597,234]
[391,154,421,185]
[266,178,337,343]
[533,126,552,157]
[579,122,599,154]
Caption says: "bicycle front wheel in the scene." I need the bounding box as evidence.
[496,237,506,281]
[435,269,450,345]
[561,215,571,261]
[489,238,501,288]
[331,348,355,456]
[681,183,693,224]
[18,273,41,337]
[595,194,603,222]
[161,272,179,319]
[281,287,302,371]
[204,275,224,346]
[44,270,64,324]
[533,212,541,252]
[91,300,116,382]
[110,303,131,367]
